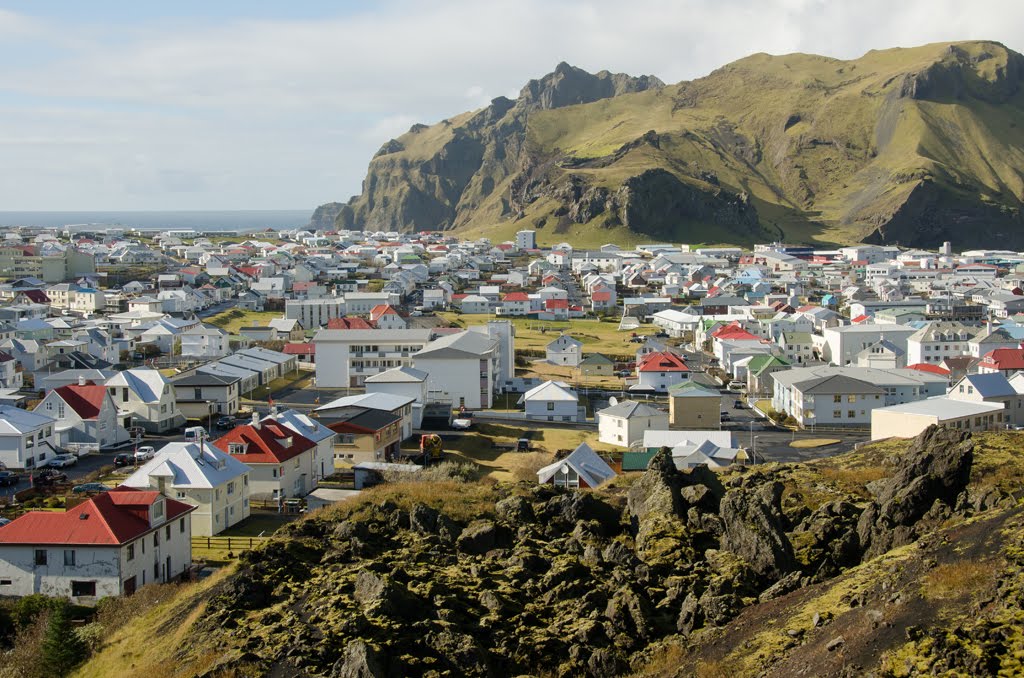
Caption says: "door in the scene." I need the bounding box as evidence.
[123,576,136,596]
[224,507,230,529]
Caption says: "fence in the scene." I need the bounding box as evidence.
[191,535,269,555]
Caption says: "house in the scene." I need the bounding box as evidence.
[642,429,736,453]
[34,380,132,452]
[597,400,669,448]
[671,439,748,470]
[977,348,1024,376]
[536,442,616,489]
[634,351,690,392]
[413,330,498,409]
[313,328,433,388]
[947,373,1024,426]
[267,317,305,341]
[856,339,907,369]
[106,368,185,434]
[213,416,319,503]
[180,324,231,359]
[0,487,195,602]
[518,380,580,422]
[822,324,916,366]
[579,353,614,377]
[316,392,416,444]
[667,381,722,430]
[545,334,583,367]
[171,372,242,418]
[325,408,404,466]
[123,442,251,536]
[263,408,338,481]
[778,331,814,365]
[0,405,58,470]
[871,401,1008,440]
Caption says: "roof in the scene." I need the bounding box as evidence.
[643,429,736,449]
[212,422,316,464]
[316,391,415,413]
[621,451,657,471]
[905,363,952,376]
[537,443,616,488]
[325,408,402,434]
[325,317,375,330]
[546,334,583,350]
[519,380,579,403]
[598,400,665,418]
[52,383,109,419]
[667,381,720,398]
[363,366,428,383]
[957,373,1017,398]
[978,348,1024,371]
[106,368,169,403]
[415,330,496,359]
[798,374,887,396]
[0,405,55,435]
[0,487,193,546]
[874,398,1005,419]
[283,342,315,355]
[123,442,249,490]
[638,351,689,373]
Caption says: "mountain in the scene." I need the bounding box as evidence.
[318,40,1024,248]
[71,427,1024,676]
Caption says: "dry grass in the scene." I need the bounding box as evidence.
[318,480,500,523]
[205,309,281,334]
[818,466,888,498]
[922,559,995,600]
[789,438,841,449]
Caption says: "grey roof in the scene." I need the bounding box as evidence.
[363,366,428,383]
[415,330,496,359]
[959,373,1017,398]
[598,400,666,418]
[172,372,242,387]
[314,328,432,342]
[799,374,887,395]
[874,398,1005,418]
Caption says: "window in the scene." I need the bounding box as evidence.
[848,395,857,403]
[64,550,76,566]
[34,549,47,566]
[272,468,278,478]
[165,525,171,541]
[227,481,235,496]
[339,434,355,445]
[122,389,129,403]
[848,410,856,418]
[228,443,246,455]
[153,501,163,518]
[179,518,185,534]
[154,531,159,547]
[547,402,555,411]
[71,581,96,597]
[127,544,135,561]
[833,410,841,418]
[833,395,841,403]
[0,579,11,586]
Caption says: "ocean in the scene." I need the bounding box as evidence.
[0,210,312,233]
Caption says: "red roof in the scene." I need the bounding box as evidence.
[851,314,871,324]
[978,348,1024,371]
[53,383,109,419]
[213,422,316,465]
[19,289,49,303]
[503,292,529,302]
[0,487,193,546]
[711,323,761,342]
[905,363,952,376]
[545,298,569,310]
[326,317,374,330]
[638,351,690,373]
[370,304,400,320]
[283,342,315,355]
[592,290,612,302]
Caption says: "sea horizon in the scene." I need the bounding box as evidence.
[0,209,313,232]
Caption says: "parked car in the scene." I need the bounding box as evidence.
[114,453,132,467]
[216,416,235,429]
[451,418,473,430]
[47,454,78,468]
[134,446,156,462]
[617,370,632,377]
[184,426,207,441]
[0,471,18,487]
[720,411,731,421]
[0,517,11,527]
[72,483,109,494]
[734,399,745,409]
[727,381,746,393]
[654,331,670,338]
[33,469,68,486]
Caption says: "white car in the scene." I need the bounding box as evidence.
[451,418,472,430]
[47,454,78,468]
[134,446,156,462]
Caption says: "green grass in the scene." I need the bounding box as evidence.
[206,309,282,334]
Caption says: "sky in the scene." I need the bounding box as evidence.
[0,0,1022,212]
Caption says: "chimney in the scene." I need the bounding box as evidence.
[251,411,261,430]
[78,375,86,386]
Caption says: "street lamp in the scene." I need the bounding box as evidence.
[752,436,763,465]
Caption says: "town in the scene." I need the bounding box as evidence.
[0,224,1022,605]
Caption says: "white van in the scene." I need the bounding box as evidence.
[184,426,207,441]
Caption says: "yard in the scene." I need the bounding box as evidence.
[246,371,313,400]
[518,360,630,389]
[437,312,661,358]
[190,512,294,565]
[206,308,282,334]
[414,423,615,482]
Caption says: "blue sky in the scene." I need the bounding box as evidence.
[0,1,1021,213]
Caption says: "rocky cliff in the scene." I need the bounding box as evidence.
[314,40,1024,248]
[75,426,1024,676]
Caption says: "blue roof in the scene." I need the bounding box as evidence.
[962,373,1016,398]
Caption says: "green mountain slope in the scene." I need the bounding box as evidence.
[323,40,1024,248]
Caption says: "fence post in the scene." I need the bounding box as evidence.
[228,537,232,552]
[206,537,210,549]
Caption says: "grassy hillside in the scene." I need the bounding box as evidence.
[327,40,1024,248]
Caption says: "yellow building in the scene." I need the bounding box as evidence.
[327,409,403,467]
[668,381,722,430]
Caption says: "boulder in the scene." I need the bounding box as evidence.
[858,426,974,558]
[457,520,510,555]
[495,495,536,524]
[353,570,419,619]
[332,640,386,678]
[627,448,685,524]
[719,481,797,581]
[409,503,439,534]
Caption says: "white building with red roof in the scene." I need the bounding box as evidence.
[212,415,319,503]
[977,348,1024,377]
[0,487,195,602]
[34,379,132,451]
[634,351,691,393]
[369,304,408,330]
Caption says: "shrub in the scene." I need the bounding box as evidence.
[40,602,87,677]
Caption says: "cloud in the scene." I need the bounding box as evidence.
[0,1,1022,209]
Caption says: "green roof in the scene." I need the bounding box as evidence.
[668,381,720,397]
[622,451,657,471]
[580,353,614,365]
[748,354,791,376]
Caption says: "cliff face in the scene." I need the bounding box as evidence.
[313,40,1024,248]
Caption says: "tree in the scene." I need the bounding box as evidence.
[40,602,86,677]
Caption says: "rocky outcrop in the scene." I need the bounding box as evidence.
[719,477,797,581]
[858,425,974,558]
[308,201,346,231]
[517,61,664,111]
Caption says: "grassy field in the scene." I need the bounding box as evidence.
[206,309,282,334]
[246,371,312,400]
[439,312,658,357]
[518,360,628,388]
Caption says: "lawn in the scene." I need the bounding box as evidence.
[206,308,282,334]
[190,512,295,564]
[790,438,842,449]
[519,360,629,389]
[438,312,660,359]
[419,423,614,482]
[246,371,310,399]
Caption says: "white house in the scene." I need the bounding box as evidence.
[518,380,580,422]
[413,330,498,409]
[545,334,583,367]
[313,328,433,388]
[180,324,231,359]
[0,405,58,470]
[363,366,428,431]
[34,381,132,452]
[537,442,616,489]
[106,368,185,434]
[597,400,669,448]
[634,351,691,392]
[0,487,195,602]
[123,442,251,537]
[263,408,338,480]
[213,417,319,502]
